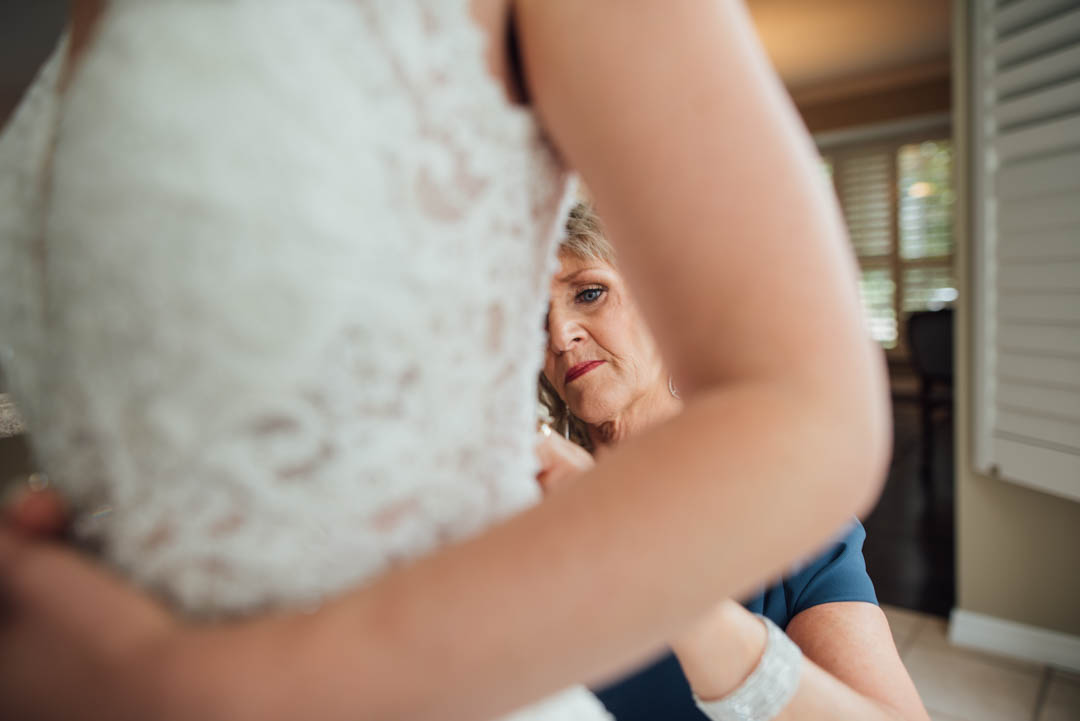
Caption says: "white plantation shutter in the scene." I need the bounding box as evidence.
[972,0,1080,502]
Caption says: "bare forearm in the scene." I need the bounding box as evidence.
[776,662,918,721]
[179,380,886,721]
[681,646,916,721]
[675,605,929,721]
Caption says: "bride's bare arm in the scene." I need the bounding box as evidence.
[164,2,889,719]
[0,2,889,721]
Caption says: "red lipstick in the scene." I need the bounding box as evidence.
[565,360,605,384]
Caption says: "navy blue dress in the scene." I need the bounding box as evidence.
[594,521,877,720]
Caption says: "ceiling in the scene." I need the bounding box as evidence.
[746,0,952,100]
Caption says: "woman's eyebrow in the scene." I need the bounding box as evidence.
[557,267,605,283]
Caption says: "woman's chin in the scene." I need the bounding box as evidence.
[566,398,616,428]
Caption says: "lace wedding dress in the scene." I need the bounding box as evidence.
[0,2,611,718]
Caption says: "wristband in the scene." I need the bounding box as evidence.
[693,614,802,721]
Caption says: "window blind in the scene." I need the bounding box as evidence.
[824,136,955,352]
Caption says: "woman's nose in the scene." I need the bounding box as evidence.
[547,311,584,353]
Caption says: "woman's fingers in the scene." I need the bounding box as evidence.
[535,434,595,494]
[2,487,70,537]
[535,435,558,470]
[0,525,28,600]
[0,522,182,721]
[0,524,82,616]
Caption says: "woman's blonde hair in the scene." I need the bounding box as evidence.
[560,201,616,265]
[538,202,614,452]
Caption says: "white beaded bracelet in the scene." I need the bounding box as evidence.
[693,614,803,721]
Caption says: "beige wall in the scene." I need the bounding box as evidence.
[951,0,1080,637]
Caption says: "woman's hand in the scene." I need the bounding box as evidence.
[0,491,180,721]
[535,430,595,494]
[3,485,70,537]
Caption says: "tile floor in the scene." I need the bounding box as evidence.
[883,604,1080,721]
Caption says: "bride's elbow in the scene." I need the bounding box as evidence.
[827,354,893,519]
[851,390,892,519]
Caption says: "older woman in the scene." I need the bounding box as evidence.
[537,203,930,721]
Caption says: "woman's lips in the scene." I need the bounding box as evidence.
[565,360,605,384]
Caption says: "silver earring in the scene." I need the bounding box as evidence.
[668,375,680,399]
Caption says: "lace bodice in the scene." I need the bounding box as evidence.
[0,3,611,719]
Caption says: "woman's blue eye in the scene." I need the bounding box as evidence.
[576,286,605,304]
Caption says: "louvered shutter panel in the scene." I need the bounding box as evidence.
[972,0,1080,502]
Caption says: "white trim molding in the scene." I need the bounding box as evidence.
[949,609,1080,673]
[813,112,951,151]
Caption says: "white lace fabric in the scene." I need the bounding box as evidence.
[0,2,610,718]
